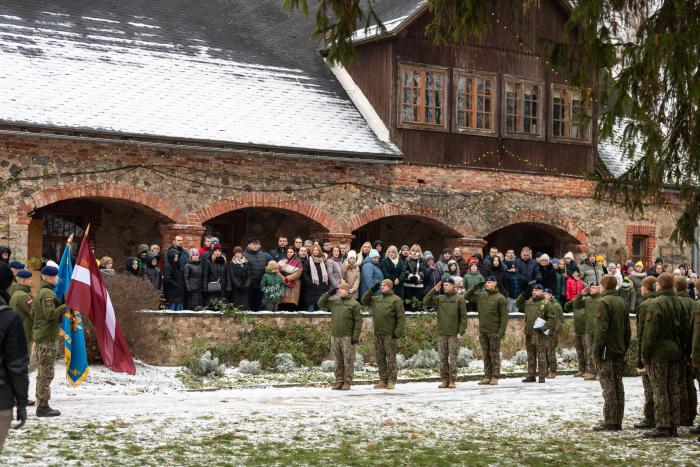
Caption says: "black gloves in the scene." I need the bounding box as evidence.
[328,288,338,296]
[351,339,359,345]
[371,283,381,292]
[14,406,27,429]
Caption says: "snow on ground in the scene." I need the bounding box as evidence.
[2,362,699,465]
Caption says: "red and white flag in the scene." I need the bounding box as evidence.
[66,235,136,375]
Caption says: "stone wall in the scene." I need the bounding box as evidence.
[0,130,688,267]
[119,310,637,366]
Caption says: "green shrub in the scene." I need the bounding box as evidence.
[237,321,331,369]
[397,313,436,357]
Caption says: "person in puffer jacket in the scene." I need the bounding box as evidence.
[182,249,203,310]
[243,238,271,311]
[143,251,162,292]
[403,244,426,311]
[163,248,185,311]
[203,244,228,306]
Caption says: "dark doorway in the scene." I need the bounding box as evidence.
[352,215,460,255]
[485,222,581,259]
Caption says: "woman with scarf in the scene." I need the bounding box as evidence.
[403,244,426,311]
[380,245,406,299]
[278,246,303,310]
[228,246,250,309]
[302,245,329,312]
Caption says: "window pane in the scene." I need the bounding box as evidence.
[458,77,465,93]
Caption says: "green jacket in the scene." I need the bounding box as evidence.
[423,289,467,336]
[692,302,700,367]
[641,289,683,362]
[464,286,508,338]
[593,289,631,360]
[521,295,555,336]
[579,261,604,286]
[554,270,566,303]
[361,290,405,338]
[573,293,601,335]
[676,290,695,358]
[636,291,656,343]
[551,300,564,333]
[617,286,636,314]
[6,280,19,298]
[318,292,362,340]
[31,281,67,344]
[9,283,33,345]
[260,271,284,303]
[462,271,484,294]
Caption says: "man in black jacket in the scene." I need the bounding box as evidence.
[270,236,288,262]
[0,262,29,450]
[244,238,272,311]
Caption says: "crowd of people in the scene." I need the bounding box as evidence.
[0,238,698,448]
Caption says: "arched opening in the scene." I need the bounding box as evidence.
[203,208,328,252]
[351,215,461,255]
[31,197,172,270]
[485,222,582,258]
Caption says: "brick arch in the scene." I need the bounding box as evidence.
[17,182,182,223]
[198,193,339,232]
[346,205,466,237]
[485,210,589,246]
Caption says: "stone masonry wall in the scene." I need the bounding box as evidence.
[0,131,688,266]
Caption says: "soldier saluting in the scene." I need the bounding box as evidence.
[519,284,556,383]
[31,265,66,417]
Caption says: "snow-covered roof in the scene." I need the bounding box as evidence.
[0,1,401,158]
[351,0,427,43]
[597,121,637,178]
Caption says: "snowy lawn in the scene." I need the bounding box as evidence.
[2,363,699,466]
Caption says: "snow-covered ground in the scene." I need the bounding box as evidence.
[2,363,698,465]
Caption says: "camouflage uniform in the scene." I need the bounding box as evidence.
[547,300,564,374]
[574,292,602,375]
[374,335,398,384]
[675,290,697,425]
[520,294,556,378]
[464,286,508,380]
[479,333,502,379]
[637,291,657,424]
[437,335,459,381]
[8,283,34,361]
[32,281,66,407]
[424,289,467,383]
[331,336,355,385]
[647,360,681,429]
[598,359,626,425]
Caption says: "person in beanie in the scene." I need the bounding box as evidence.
[617,277,636,315]
[436,248,452,276]
[182,249,203,310]
[628,261,647,314]
[536,254,556,292]
[359,249,383,298]
[0,246,11,265]
[163,248,185,311]
[0,262,29,445]
[544,288,564,379]
[136,244,150,265]
[260,261,284,312]
[552,258,566,304]
[574,281,603,380]
[341,250,360,299]
[634,276,658,429]
[380,246,406,299]
[641,272,684,438]
[463,259,485,312]
[519,284,556,383]
[228,247,250,309]
[9,270,35,367]
[608,263,623,287]
[143,251,162,292]
[579,253,604,286]
[318,281,362,390]
[673,276,696,427]
[563,251,577,277]
[362,279,405,390]
[31,265,65,417]
[7,260,25,297]
[423,253,442,292]
[424,278,467,389]
[464,275,508,385]
[373,240,385,259]
[592,275,631,431]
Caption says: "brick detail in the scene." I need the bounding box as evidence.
[488,209,589,247]
[159,224,207,252]
[444,237,488,256]
[346,204,465,236]
[626,225,656,267]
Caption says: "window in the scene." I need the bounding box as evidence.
[454,71,496,134]
[399,64,448,130]
[503,78,543,138]
[631,235,648,264]
[551,85,591,142]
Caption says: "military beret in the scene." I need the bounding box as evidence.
[487,275,497,282]
[16,270,32,279]
[9,260,25,269]
[544,288,553,294]
[41,266,58,277]
[443,277,456,285]
[531,284,544,290]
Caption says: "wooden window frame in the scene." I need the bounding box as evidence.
[502,75,544,141]
[397,62,449,132]
[452,69,498,136]
[550,83,593,145]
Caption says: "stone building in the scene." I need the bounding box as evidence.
[0,0,689,270]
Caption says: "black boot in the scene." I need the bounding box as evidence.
[593,424,617,431]
[26,400,35,407]
[643,427,671,438]
[633,421,655,429]
[538,377,545,383]
[522,377,536,383]
[689,426,700,434]
[670,427,678,437]
[36,405,61,417]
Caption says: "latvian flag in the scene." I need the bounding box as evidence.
[66,235,136,375]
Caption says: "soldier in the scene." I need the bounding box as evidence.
[362,279,405,390]
[545,288,564,378]
[31,265,66,417]
[570,294,587,377]
[673,276,697,427]
[691,279,700,437]
[633,276,657,429]
[464,275,508,385]
[519,284,556,383]
[7,261,25,297]
[592,275,631,431]
[318,281,362,391]
[8,270,36,390]
[424,278,467,388]
[573,282,602,380]
[641,272,682,438]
